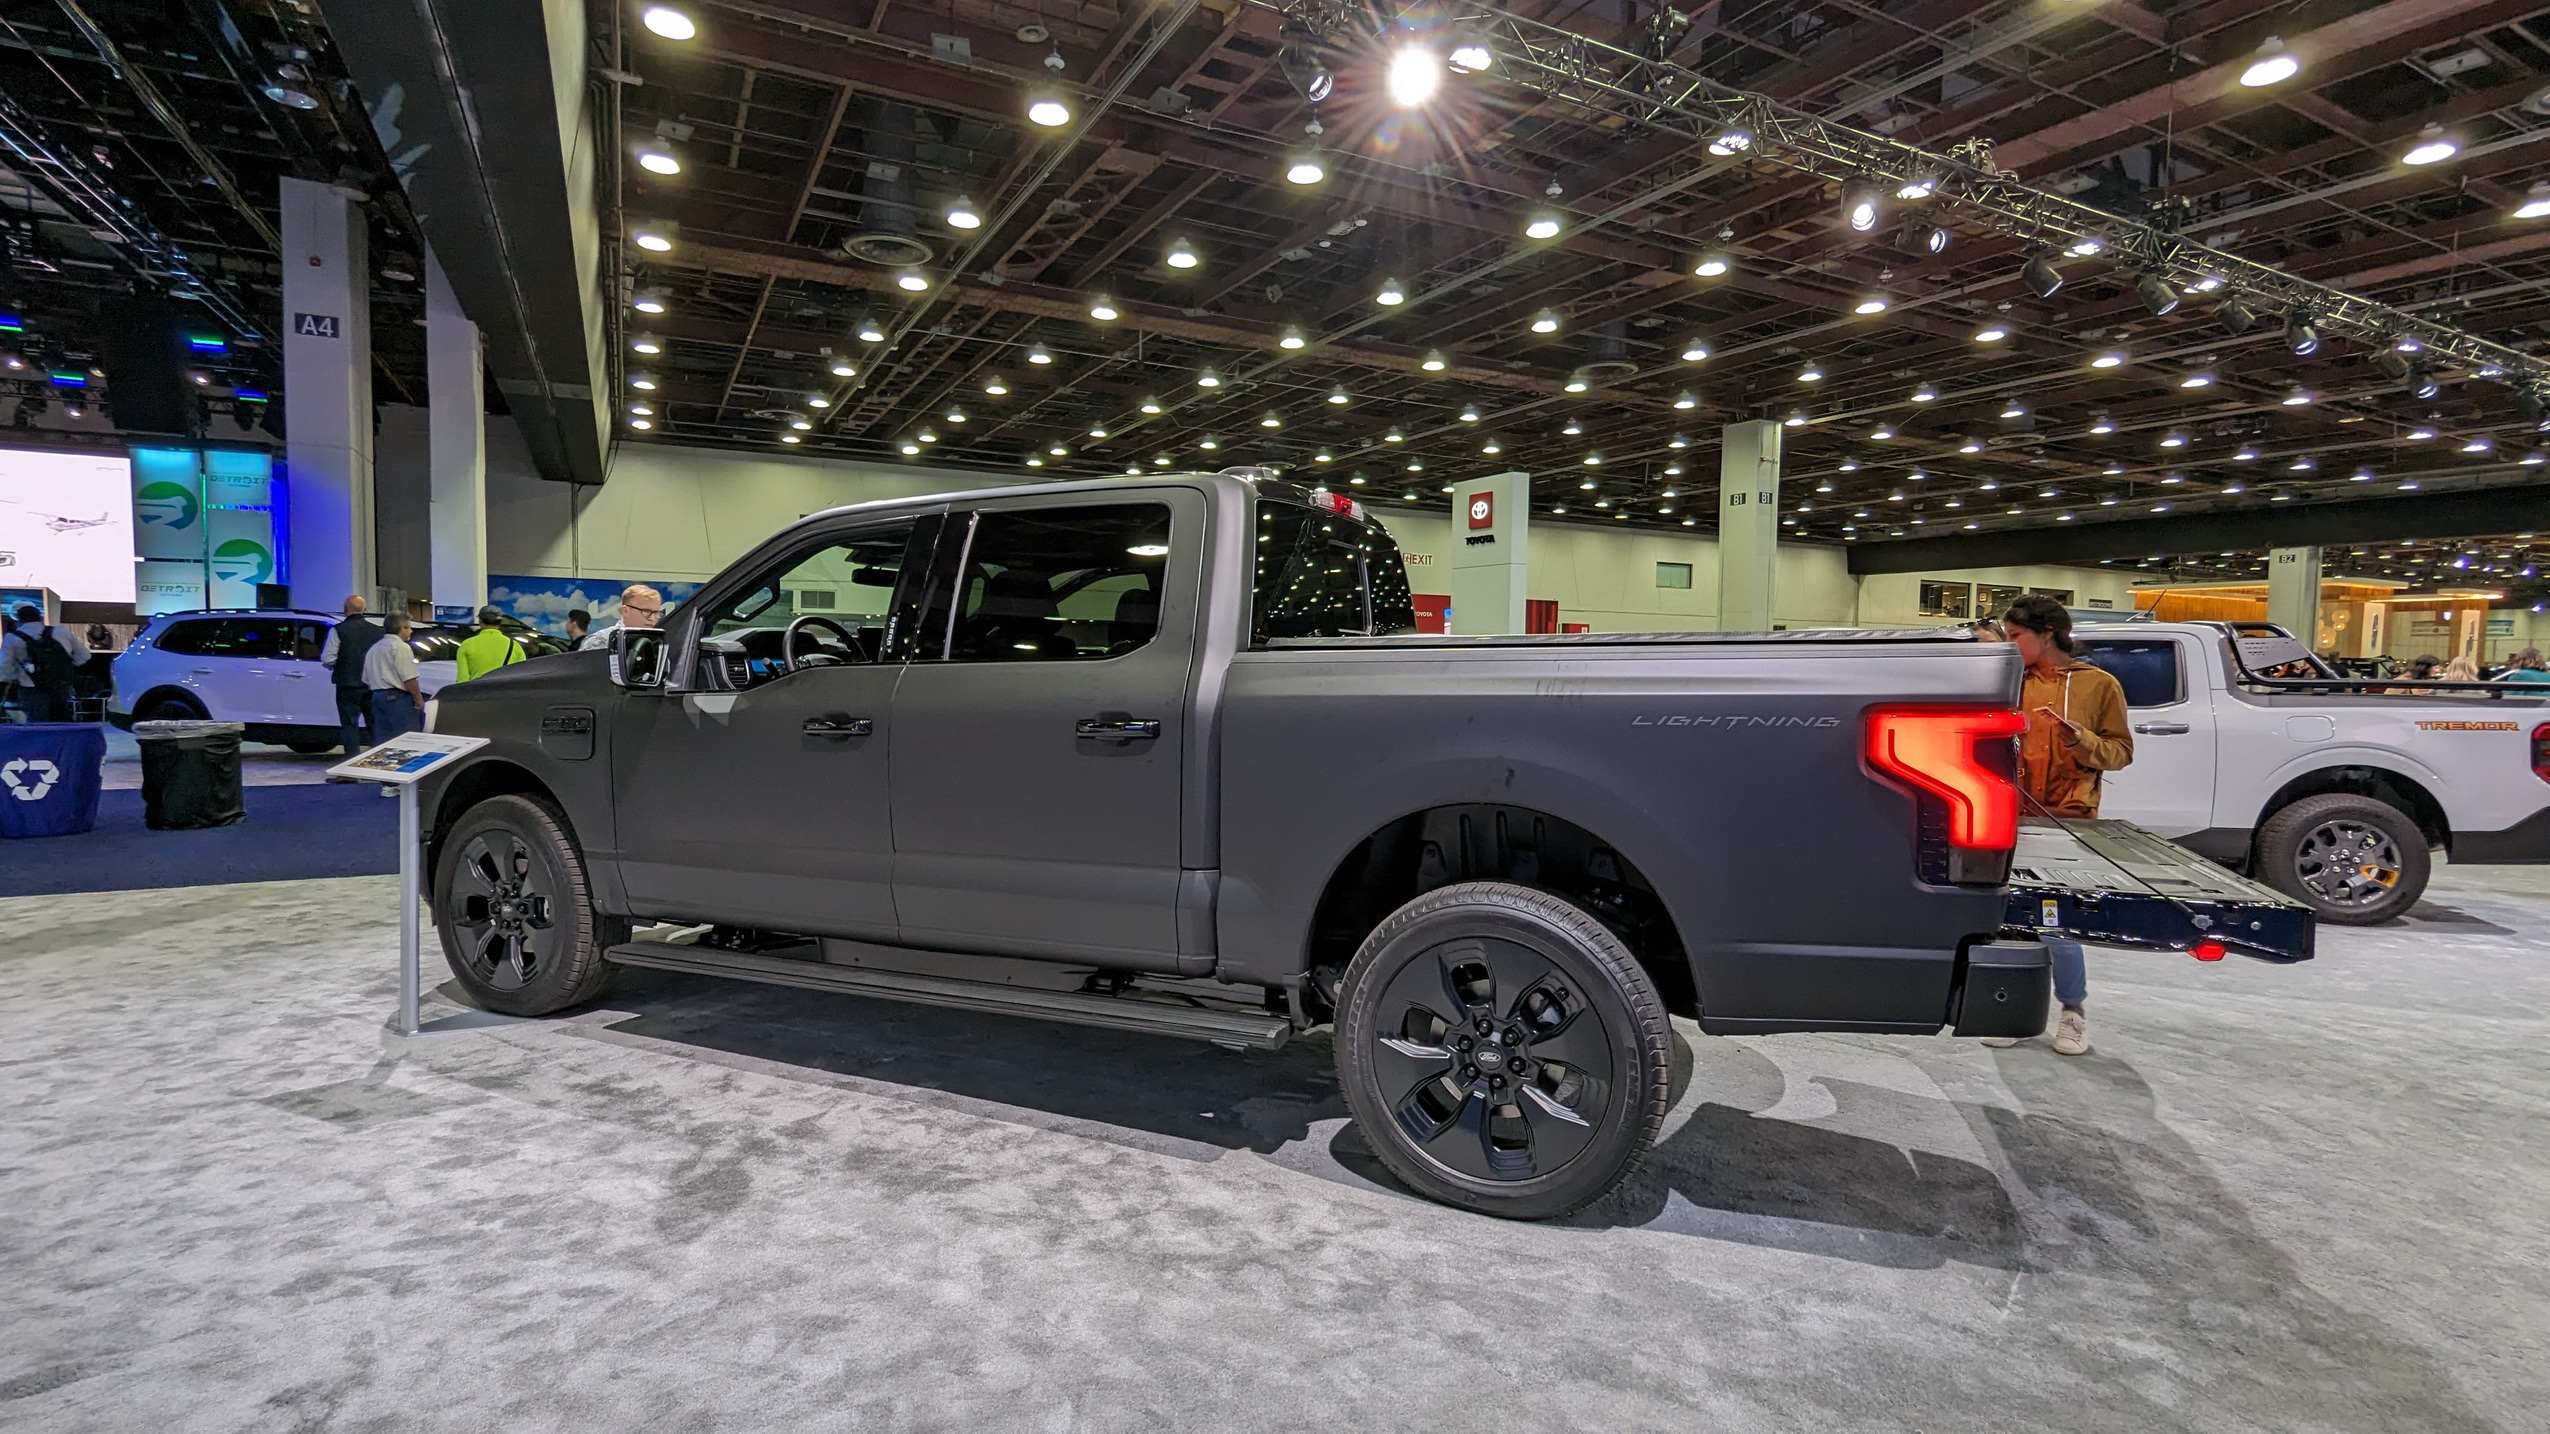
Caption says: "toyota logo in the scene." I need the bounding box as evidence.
[1,758,60,801]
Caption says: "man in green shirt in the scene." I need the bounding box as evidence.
[453,607,526,683]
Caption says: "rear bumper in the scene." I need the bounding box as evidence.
[2453,807,2550,863]
[1949,939,2050,1038]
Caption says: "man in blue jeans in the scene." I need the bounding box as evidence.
[362,614,425,780]
[317,595,386,757]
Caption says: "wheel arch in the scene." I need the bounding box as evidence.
[426,758,567,875]
[1301,803,1699,1018]
[130,684,208,719]
[2254,763,2451,852]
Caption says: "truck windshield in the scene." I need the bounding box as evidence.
[1251,501,1417,643]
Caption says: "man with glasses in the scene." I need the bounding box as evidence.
[578,584,666,651]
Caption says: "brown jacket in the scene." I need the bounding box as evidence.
[2018,659,2134,818]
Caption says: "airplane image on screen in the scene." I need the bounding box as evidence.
[37,511,113,531]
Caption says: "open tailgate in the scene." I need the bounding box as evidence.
[2006,818,2314,963]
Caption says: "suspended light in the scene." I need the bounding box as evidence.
[1784,409,1809,428]
[2235,445,2260,461]
[791,418,813,431]
[1137,395,1161,413]
[630,335,662,355]
[2091,351,2124,369]
[829,358,857,377]
[1047,441,1069,455]
[1668,434,1690,449]
[628,403,654,416]
[637,147,681,176]
[1973,323,2009,343]
[1027,344,1053,365]
[900,441,922,455]
[1388,44,1443,107]
[1458,404,1481,423]
[633,228,674,253]
[2414,370,2442,400]
[1195,367,1220,387]
[1481,437,1502,454]
[1853,296,1889,315]
[2180,372,2214,389]
[1278,326,1306,350]
[2020,252,2063,298]
[2186,274,2226,294]
[1706,128,1752,156]
[1524,210,1563,240]
[2518,182,2550,219]
[1911,383,1938,402]
[1421,349,1449,372]
[1165,237,1200,269]
[1088,296,1120,321]
[1672,391,1698,409]
[630,375,658,390]
[2240,36,2299,87]
[1155,454,1174,466]
[1084,422,1104,437]
[1326,386,1350,405]
[1582,452,1603,466]
[1314,450,1334,463]
[1260,411,1284,428]
[1564,370,1590,393]
[1284,148,1327,186]
[2066,234,2106,257]
[641,6,697,41]
[1796,360,1824,383]
[985,375,1009,395]
[1376,276,1408,306]
[1558,420,1581,436]
[1026,87,1073,127]
[1692,252,1731,277]
[1449,36,1493,73]
[2160,430,2187,448]
[1680,336,1712,361]
[632,292,667,314]
[1896,172,1939,201]
[2465,437,2495,453]
[630,418,654,430]
[2285,314,2320,355]
[895,270,930,292]
[1958,438,1984,454]
[948,410,969,425]
[1921,224,1951,255]
[1841,175,1885,233]
[2000,399,2027,419]
[945,195,982,229]
[1870,424,1895,440]
[856,316,886,342]
[1529,308,1561,334]
[2374,349,2413,381]
[2404,123,2459,166]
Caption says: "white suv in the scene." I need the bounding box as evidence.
[109,610,465,751]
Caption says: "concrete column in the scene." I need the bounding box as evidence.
[426,251,488,614]
[280,176,374,610]
[1448,470,1531,634]
[2267,545,2322,647]
[1716,420,1781,631]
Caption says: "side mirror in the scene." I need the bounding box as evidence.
[609,627,666,689]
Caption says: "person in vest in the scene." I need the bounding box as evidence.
[454,607,526,683]
[12,604,89,723]
[317,595,386,758]
[1990,594,2134,1056]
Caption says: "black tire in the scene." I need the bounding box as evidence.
[1334,881,1673,1220]
[432,794,627,1016]
[284,737,338,755]
[2255,793,2430,926]
[138,692,206,722]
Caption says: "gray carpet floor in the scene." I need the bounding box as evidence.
[3,866,2544,1431]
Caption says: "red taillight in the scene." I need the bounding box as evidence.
[1865,707,2027,850]
[2190,940,2227,962]
[2532,723,2550,785]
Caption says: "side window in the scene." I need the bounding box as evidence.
[193,618,282,658]
[946,504,1171,662]
[1251,502,1418,643]
[2078,638,2183,706]
[155,620,211,656]
[703,518,922,663]
[292,623,327,660]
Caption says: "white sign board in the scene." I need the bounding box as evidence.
[327,732,489,785]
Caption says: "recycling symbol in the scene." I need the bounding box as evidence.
[2,758,60,801]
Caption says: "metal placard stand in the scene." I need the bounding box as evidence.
[326,733,490,1034]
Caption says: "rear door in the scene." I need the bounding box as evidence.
[888,490,1204,970]
[188,616,288,722]
[2077,632,2217,835]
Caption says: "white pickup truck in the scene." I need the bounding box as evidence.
[2072,619,2550,923]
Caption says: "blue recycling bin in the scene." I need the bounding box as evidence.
[0,723,106,838]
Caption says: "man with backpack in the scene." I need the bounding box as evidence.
[11,605,88,723]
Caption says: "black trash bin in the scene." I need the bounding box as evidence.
[134,719,247,830]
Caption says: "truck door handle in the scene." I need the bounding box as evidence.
[2134,721,2191,735]
[803,715,873,737]
[1076,717,1162,740]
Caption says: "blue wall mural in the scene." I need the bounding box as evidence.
[486,575,701,636]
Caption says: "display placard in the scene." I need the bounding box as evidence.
[327,732,490,785]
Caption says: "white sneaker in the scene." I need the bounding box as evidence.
[1977,1036,2019,1048]
[2053,1008,2089,1056]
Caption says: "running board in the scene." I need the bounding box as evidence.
[602,940,1292,1051]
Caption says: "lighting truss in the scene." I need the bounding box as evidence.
[1270,0,2550,390]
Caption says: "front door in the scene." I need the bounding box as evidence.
[2077,633,2217,835]
[889,492,1202,969]
[611,515,929,938]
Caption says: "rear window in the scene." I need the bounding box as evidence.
[1251,502,1417,643]
[2078,638,2183,707]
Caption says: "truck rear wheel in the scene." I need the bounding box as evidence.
[2256,793,2429,926]
[432,795,626,1016]
[1334,881,1672,1220]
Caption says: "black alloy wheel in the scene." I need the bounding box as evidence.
[140,694,205,722]
[2256,792,2430,926]
[433,794,625,1016]
[1335,881,1672,1220]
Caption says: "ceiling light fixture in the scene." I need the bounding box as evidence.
[1530,308,1561,334]
[945,195,982,229]
[1706,128,1752,156]
[1376,276,1407,307]
[2404,123,2459,166]
[637,147,681,176]
[1841,175,1885,233]
[2136,275,2180,315]
[1165,237,1200,270]
[2518,181,2550,219]
[1026,87,1073,128]
[895,270,929,292]
[1422,349,1449,372]
[1524,209,1563,240]
[2091,351,2124,369]
[1388,43,1443,107]
[1973,323,2009,343]
[2240,36,2299,87]
[1027,344,1053,365]
[1278,326,1305,349]
[1673,391,1698,409]
[1088,296,1120,322]
[1853,295,1889,315]
[641,5,697,41]
[2020,252,2063,298]
[1327,386,1350,405]
[986,376,1010,395]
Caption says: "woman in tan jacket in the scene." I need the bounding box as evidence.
[1996,594,2134,1054]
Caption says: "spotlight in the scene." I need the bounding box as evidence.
[2240,36,2299,87]
[2413,369,2441,400]
[2020,253,2063,298]
[2066,234,2107,257]
[1529,308,1561,334]
[1524,209,1563,240]
[1692,252,1731,277]
[1841,175,1885,233]
[2217,296,2257,334]
[641,5,697,40]
[1375,276,1407,306]
[1277,26,1335,103]
[1388,44,1443,107]
[2520,388,2547,423]
[1088,296,1120,322]
[1026,87,1073,127]
[1706,128,1752,156]
[2374,349,2412,381]
[1918,224,1951,255]
[2285,314,2320,355]
[2404,123,2459,166]
[1680,336,1712,361]
[1165,237,1199,269]
[945,195,982,229]
[1896,172,1939,201]
[2136,275,2180,315]
[1449,36,1493,73]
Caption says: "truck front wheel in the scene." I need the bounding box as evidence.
[432,795,626,1016]
[2255,792,2430,926]
[1334,881,1672,1220]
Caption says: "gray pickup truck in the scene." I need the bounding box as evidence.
[419,471,2308,1218]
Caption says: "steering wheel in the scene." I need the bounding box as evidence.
[782,614,863,670]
